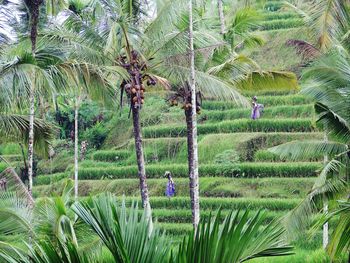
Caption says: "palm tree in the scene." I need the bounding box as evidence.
[268,6,350,258]
[25,0,45,196]
[188,0,200,230]
[166,3,298,228]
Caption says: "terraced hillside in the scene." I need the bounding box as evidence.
[26,89,328,261]
[0,1,330,262]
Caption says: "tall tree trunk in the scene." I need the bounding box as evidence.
[27,84,35,195]
[188,0,200,230]
[27,0,41,196]
[132,107,152,226]
[323,128,329,249]
[217,0,225,35]
[74,100,79,200]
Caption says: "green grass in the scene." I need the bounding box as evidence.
[254,149,323,162]
[143,119,315,138]
[163,104,314,123]
[33,177,316,198]
[202,95,312,110]
[0,162,8,173]
[0,143,22,155]
[198,105,314,122]
[75,162,320,180]
[262,12,300,21]
[121,196,301,211]
[260,18,303,30]
[251,249,330,263]
[92,150,131,162]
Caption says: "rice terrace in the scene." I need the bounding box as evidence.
[0,0,349,262]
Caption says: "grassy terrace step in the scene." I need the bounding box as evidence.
[202,95,312,110]
[34,177,316,198]
[151,209,284,224]
[74,162,320,180]
[259,18,303,31]
[199,105,314,122]
[143,119,315,138]
[89,132,322,164]
[254,149,323,162]
[120,196,301,211]
[262,12,300,21]
[163,105,314,123]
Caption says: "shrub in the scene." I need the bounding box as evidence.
[264,1,284,11]
[37,150,73,174]
[92,150,131,162]
[81,122,108,149]
[77,162,321,180]
[34,173,69,185]
[143,119,315,138]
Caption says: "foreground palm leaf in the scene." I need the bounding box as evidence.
[172,210,293,263]
[72,193,169,263]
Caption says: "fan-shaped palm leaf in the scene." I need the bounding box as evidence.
[172,210,293,263]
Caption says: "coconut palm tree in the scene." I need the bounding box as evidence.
[268,4,350,258]
[188,0,200,230]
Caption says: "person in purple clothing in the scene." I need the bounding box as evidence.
[251,96,264,120]
[164,171,175,198]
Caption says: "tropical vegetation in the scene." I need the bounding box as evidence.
[0,0,349,262]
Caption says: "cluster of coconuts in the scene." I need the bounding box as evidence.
[169,98,201,114]
[124,83,145,108]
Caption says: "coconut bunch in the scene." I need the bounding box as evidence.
[168,85,202,114]
[119,50,157,109]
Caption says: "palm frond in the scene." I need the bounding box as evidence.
[172,210,293,263]
[283,160,347,237]
[286,39,321,60]
[269,140,348,161]
[0,113,56,157]
[72,193,169,263]
[237,71,299,91]
[162,64,249,106]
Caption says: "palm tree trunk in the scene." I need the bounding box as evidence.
[27,84,35,195]
[185,107,200,229]
[27,0,41,196]
[131,106,152,225]
[74,100,79,200]
[323,129,329,249]
[217,0,225,34]
[188,0,200,230]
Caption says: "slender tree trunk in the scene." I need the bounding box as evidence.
[323,129,329,249]
[188,0,200,230]
[132,107,152,226]
[217,0,225,34]
[27,0,41,196]
[27,84,35,195]
[74,100,79,200]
